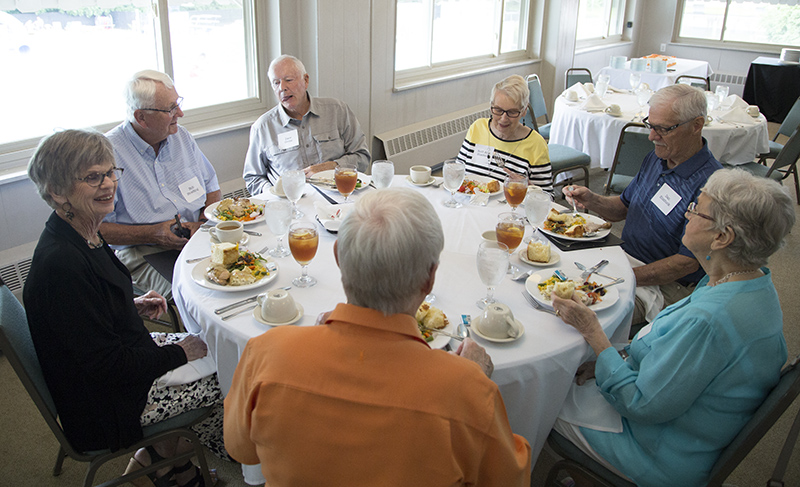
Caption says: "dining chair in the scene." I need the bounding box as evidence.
[675,75,710,90]
[756,96,800,165]
[603,123,652,195]
[729,123,800,204]
[566,68,593,89]
[543,353,800,487]
[522,73,551,139]
[0,279,214,487]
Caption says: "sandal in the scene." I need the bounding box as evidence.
[172,461,217,487]
[122,445,177,487]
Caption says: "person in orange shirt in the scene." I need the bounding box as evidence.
[224,188,531,486]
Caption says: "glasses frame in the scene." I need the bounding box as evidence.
[641,116,697,137]
[139,97,184,116]
[490,106,523,118]
[686,201,715,222]
[76,167,124,187]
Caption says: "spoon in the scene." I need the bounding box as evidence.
[457,321,470,339]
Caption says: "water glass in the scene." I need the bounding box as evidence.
[715,85,729,106]
[282,169,305,219]
[265,200,292,258]
[288,222,319,287]
[595,74,610,98]
[524,190,552,241]
[629,72,642,92]
[476,241,509,308]
[635,87,652,121]
[371,160,394,189]
[442,159,466,209]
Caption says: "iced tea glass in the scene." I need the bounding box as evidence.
[335,161,359,203]
[503,173,528,212]
[288,222,319,287]
[496,212,526,274]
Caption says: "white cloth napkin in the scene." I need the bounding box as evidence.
[581,93,608,112]
[606,85,626,93]
[313,201,351,221]
[470,193,490,206]
[567,82,591,99]
[718,107,758,125]
[557,380,623,433]
[627,253,663,322]
[719,94,748,111]
[156,355,217,388]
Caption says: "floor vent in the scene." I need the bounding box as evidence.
[0,258,31,295]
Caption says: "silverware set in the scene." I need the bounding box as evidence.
[521,291,559,316]
[218,286,292,320]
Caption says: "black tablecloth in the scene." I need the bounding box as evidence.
[743,56,800,123]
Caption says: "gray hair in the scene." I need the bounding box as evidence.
[124,70,175,122]
[337,188,444,315]
[649,84,707,122]
[491,74,530,111]
[268,55,307,81]
[702,168,795,268]
[28,129,115,210]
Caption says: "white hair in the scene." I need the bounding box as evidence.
[268,55,307,81]
[491,74,530,111]
[124,70,175,122]
[649,83,707,122]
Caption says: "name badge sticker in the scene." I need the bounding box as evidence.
[278,129,299,150]
[650,183,681,215]
[472,144,494,167]
[179,176,204,203]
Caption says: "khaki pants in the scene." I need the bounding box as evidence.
[631,281,695,337]
[116,245,173,300]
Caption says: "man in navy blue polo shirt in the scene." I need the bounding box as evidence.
[564,84,722,327]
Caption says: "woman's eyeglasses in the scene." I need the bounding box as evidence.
[490,106,522,118]
[76,167,124,187]
[686,201,715,222]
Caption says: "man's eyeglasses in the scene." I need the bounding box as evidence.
[490,106,522,118]
[641,116,697,137]
[139,97,183,116]
[686,201,715,222]
[76,167,124,187]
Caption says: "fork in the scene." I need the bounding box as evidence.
[419,325,464,341]
[521,291,559,316]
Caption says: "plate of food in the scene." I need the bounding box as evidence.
[518,240,561,267]
[525,269,619,312]
[307,170,371,192]
[538,208,612,241]
[204,197,266,225]
[416,302,453,349]
[450,174,503,197]
[191,243,277,292]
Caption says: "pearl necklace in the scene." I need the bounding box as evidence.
[710,269,761,287]
[86,232,105,249]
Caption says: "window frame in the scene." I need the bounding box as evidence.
[575,0,633,49]
[0,0,274,182]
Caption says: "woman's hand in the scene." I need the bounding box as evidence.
[575,360,597,386]
[175,335,208,362]
[133,290,168,319]
[552,294,613,356]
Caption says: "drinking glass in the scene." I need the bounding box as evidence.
[715,84,729,106]
[371,160,394,189]
[635,87,652,121]
[706,92,720,112]
[282,169,305,219]
[442,159,466,208]
[595,74,610,98]
[524,189,552,242]
[265,200,292,258]
[476,241,509,308]
[334,161,359,203]
[629,72,641,92]
[288,222,319,287]
[496,212,526,274]
[503,172,528,212]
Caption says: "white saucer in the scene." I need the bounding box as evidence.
[210,233,249,246]
[470,317,525,343]
[252,303,304,326]
[518,247,560,267]
[605,111,623,117]
[406,175,436,187]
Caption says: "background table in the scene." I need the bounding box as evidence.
[743,56,800,123]
[173,176,635,483]
[549,91,769,169]
[597,58,712,92]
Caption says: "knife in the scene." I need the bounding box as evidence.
[580,259,608,280]
[590,278,625,293]
[310,183,339,205]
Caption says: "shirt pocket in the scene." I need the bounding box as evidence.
[312,130,345,161]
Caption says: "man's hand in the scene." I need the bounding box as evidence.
[183,220,205,237]
[154,220,191,250]
[562,185,593,210]
[133,290,168,319]
[451,337,494,378]
[303,160,337,177]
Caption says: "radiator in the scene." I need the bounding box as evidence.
[0,258,30,302]
[372,104,490,174]
[710,72,747,98]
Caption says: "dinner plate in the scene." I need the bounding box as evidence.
[252,303,304,326]
[308,170,371,192]
[210,233,249,246]
[525,270,619,312]
[204,198,267,225]
[191,257,278,292]
[538,213,611,242]
[315,215,341,234]
[406,176,437,187]
[470,317,525,343]
[448,174,503,197]
[518,247,561,267]
[424,316,456,350]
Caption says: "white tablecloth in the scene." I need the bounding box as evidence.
[173,176,635,483]
[597,58,713,91]
[549,91,770,169]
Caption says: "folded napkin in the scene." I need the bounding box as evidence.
[719,94,748,110]
[470,193,490,206]
[156,355,216,388]
[718,107,758,125]
[558,380,623,433]
[313,201,351,221]
[606,85,626,94]
[567,82,591,99]
[581,93,608,112]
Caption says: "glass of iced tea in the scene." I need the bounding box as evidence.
[288,222,319,287]
[496,212,526,274]
[503,172,528,212]
[334,161,359,203]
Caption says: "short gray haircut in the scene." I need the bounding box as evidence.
[702,168,795,268]
[337,188,444,315]
[28,129,115,210]
[124,70,175,122]
[491,74,530,111]
[268,55,307,81]
[649,83,707,122]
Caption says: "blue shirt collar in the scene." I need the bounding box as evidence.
[660,138,714,179]
[121,121,169,158]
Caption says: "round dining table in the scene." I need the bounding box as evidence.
[596,57,713,92]
[173,175,635,484]
[549,90,770,170]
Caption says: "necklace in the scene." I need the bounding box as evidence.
[711,269,761,286]
[86,232,105,249]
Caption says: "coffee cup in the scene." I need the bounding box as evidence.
[565,90,579,102]
[604,104,622,117]
[476,303,520,339]
[481,230,498,242]
[746,105,760,117]
[257,289,298,323]
[410,165,432,184]
[209,220,243,243]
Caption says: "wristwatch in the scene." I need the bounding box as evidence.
[619,349,630,360]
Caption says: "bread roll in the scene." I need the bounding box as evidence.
[211,242,239,266]
[527,240,551,263]
[486,180,500,193]
[552,281,575,299]
[416,302,447,329]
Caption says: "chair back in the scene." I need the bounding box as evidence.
[777,97,800,140]
[523,73,549,130]
[604,123,652,195]
[675,75,710,91]
[706,355,800,486]
[766,123,800,176]
[566,68,593,89]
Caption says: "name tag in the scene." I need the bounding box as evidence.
[278,129,299,150]
[472,144,494,167]
[650,183,681,215]
[179,176,204,203]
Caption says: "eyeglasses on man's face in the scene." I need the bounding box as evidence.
[490,106,523,118]
[76,167,124,187]
[686,201,715,222]
[139,97,183,116]
[641,116,697,137]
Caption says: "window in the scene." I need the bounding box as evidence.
[576,0,627,46]
[0,0,267,173]
[394,0,533,89]
[676,0,800,48]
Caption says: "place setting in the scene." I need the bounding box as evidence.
[523,263,623,315]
